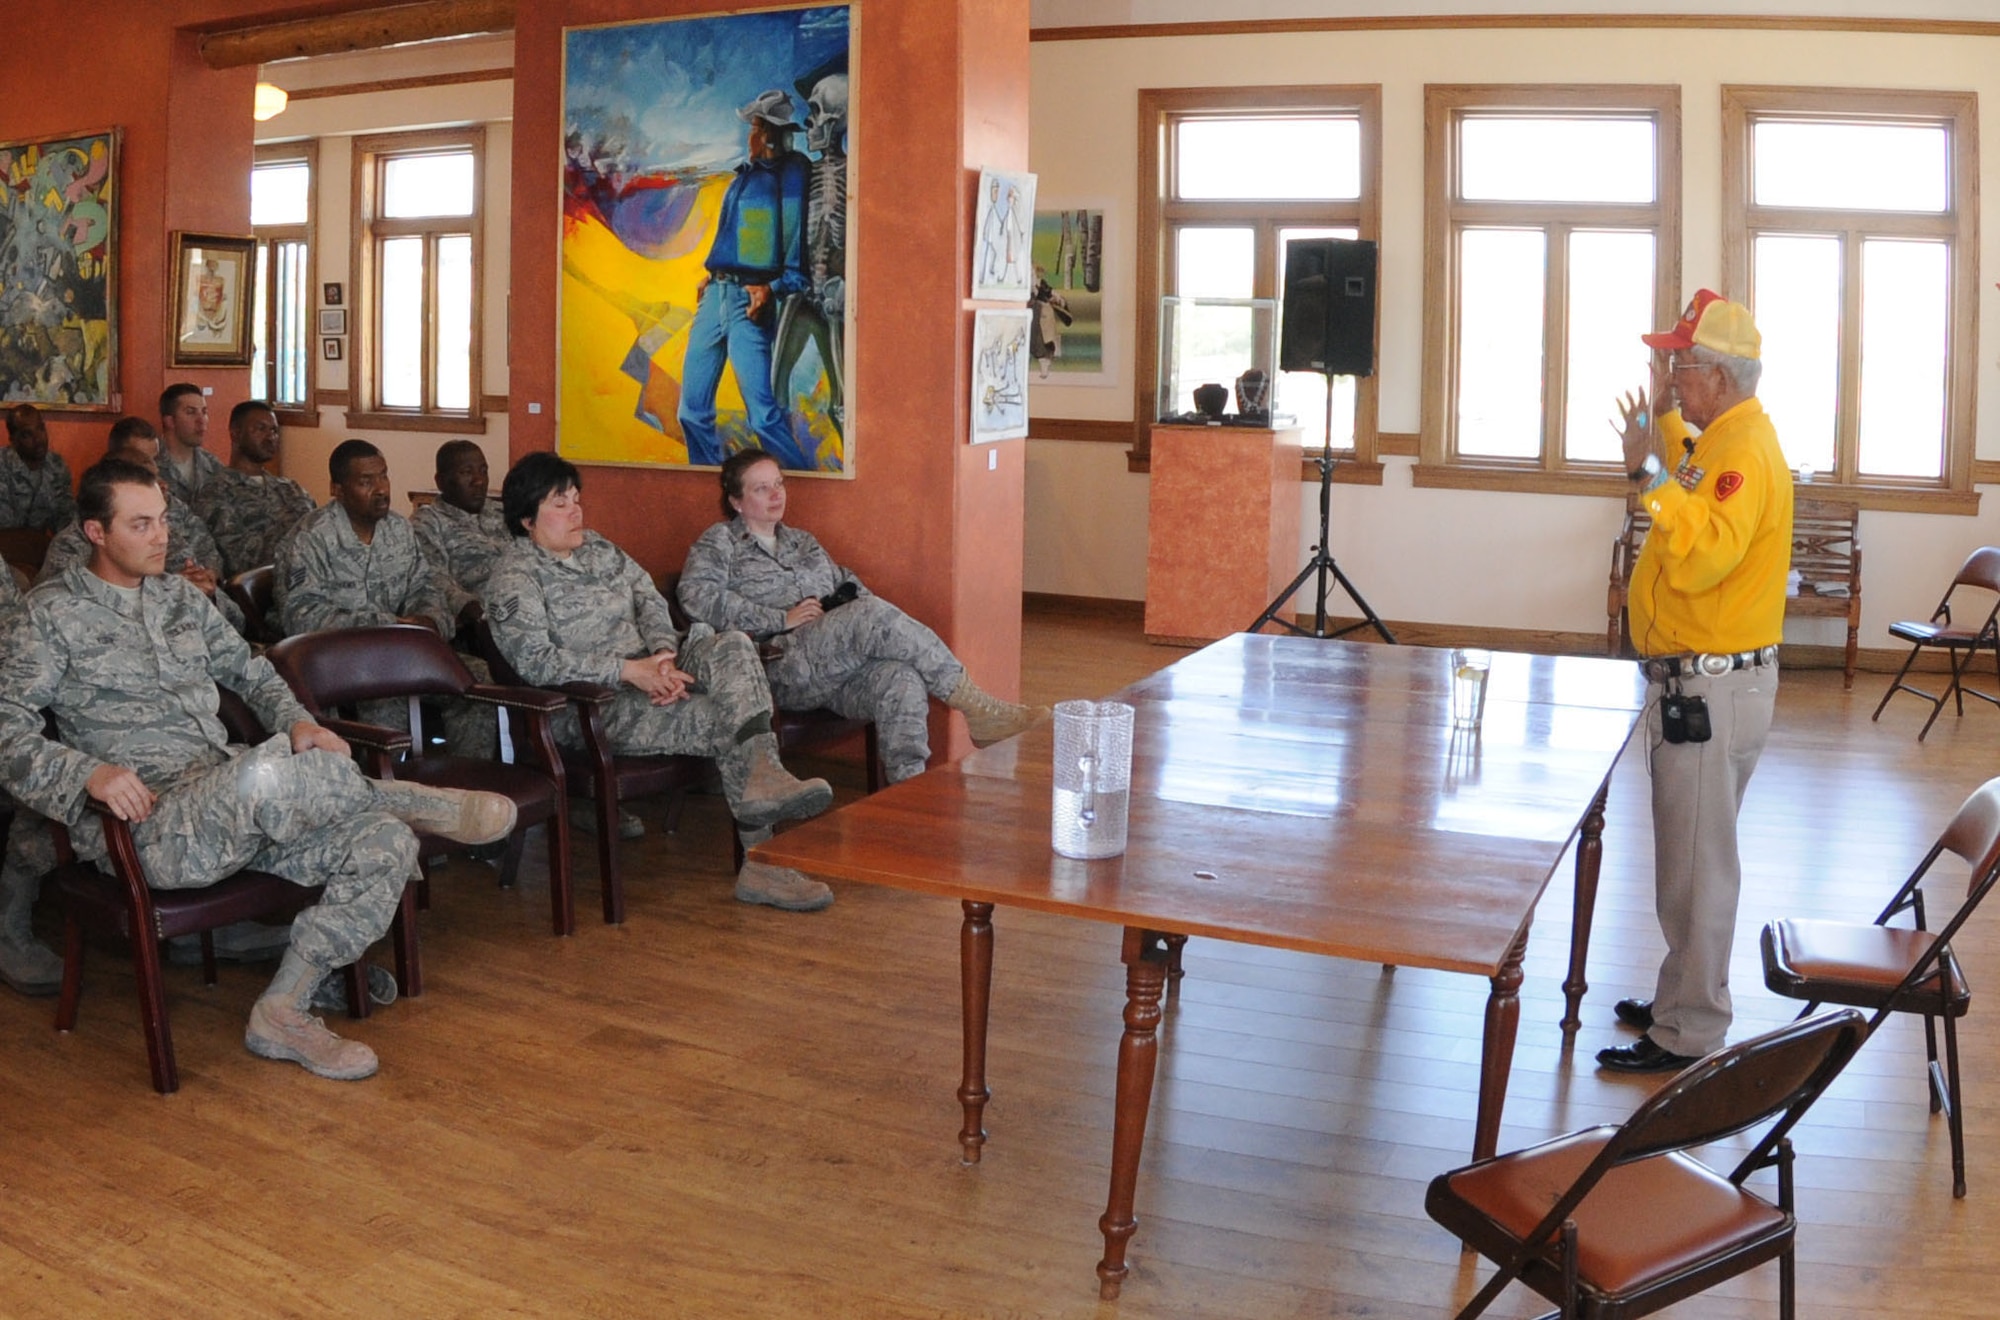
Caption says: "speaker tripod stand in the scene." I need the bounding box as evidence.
[1249,373,1395,643]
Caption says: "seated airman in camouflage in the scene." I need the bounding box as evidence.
[37,428,247,636]
[157,382,225,509]
[0,559,52,995]
[680,449,1046,785]
[273,439,496,760]
[486,452,837,913]
[0,458,517,1077]
[0,404,75,533]
[194,402,315,578]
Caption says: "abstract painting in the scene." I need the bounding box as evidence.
[0,129,117,409]
[1029,206,1107,382]
[561,5,854,475]
[971,168,1034,301]
[970,308,1030,443]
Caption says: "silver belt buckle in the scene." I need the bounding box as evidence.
[1698,652,1732,676]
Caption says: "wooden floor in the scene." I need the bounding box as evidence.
[6,603,2000,1317]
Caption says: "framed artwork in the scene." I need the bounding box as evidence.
[972,169,1035,301]
[0,128,118,409]
[970,309,1031,443]
[317,307,347,336]
[322,281,343,306]
[322,338,342,361]
[169,232,255,366]
[560,4,855,475]
[1028,205,1110,384]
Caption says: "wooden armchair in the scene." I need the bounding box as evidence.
[1607,494,1861,687]
[223,565,280,646]
[50,687,417,1093]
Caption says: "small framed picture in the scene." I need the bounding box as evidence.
[323,338,343,362]
[317,307,347,336]
[169,231,256,366]
[322,281,343,307]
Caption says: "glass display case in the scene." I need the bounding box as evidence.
[1156,294,1283,424]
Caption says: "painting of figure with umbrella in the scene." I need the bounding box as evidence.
[561,5,853,474]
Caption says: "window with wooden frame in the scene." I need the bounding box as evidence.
[251,140,317,426]
[1419,86,1681,495]
[349,127,485,432]
[1723,87,1979,513]
[1135,86,1382,476]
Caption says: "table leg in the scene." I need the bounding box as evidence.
[1474,926,1529,1164]
[1163,932,1188,1002]
[1561,780,1611,1036]
[1096,927,1170,1301]
[958,901,994,1164]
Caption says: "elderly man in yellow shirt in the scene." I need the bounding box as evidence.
[1598,289,1794,1073]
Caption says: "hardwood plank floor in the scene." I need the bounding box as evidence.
[4,607,1998,1317]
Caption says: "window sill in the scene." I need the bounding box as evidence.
[343,410,488,435]
[1414,463,1982,513]
[1125,449,1384,485]
[274,407,321,431]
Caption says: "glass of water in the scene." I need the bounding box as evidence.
[1450,649,1491,730]
[1052,699,1135,859]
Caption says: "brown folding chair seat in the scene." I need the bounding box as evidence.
[50,687,417,1094]
[268,624,576,934]
[470,617,714,926]
[1427,1008,1868,1320]
[1762,773,2000,1197]
[1871,546,2000,739]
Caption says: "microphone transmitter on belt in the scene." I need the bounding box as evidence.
[1661,692,1711,744]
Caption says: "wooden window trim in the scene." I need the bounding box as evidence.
[1134,85,1383,473]
[349,126,486,428]
[1419,84,1682,484]
[253,140,320,429]
[1720,85,1979,495]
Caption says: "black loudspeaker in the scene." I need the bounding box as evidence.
[1279,237,1377,378]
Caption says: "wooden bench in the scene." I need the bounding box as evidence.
[1607,495,1861,688]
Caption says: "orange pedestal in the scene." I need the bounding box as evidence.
[1144,425,1303,645]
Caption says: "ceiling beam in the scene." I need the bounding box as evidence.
[198,0,516,69]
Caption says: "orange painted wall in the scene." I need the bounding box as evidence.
[4,4,257,473]
[510,0,1031,718]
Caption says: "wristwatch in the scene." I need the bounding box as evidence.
[1628,453,1663,484]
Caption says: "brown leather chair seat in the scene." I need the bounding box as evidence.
[1764,918,1966,1010]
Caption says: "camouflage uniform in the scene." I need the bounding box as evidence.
[486,533,782,809]
[160,445,225,509]
[0,448,74,532]
[412,496,511,616]
[193,467,316,578]
[680,520,965,782]
[0,568,413,971]
[37,499,248,636]
[272,502,497,759]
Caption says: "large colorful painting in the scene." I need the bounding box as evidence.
[0,129,117,409]
[561,5,853,475]
[1029,206,1108,383]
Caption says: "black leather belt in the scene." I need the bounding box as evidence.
[1642,645,1779,682]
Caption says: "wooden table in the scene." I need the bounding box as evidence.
[754,634,1646,1298]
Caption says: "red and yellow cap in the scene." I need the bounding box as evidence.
[1642,289,1761,359]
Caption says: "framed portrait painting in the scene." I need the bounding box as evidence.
[0,128,118,409]
[560,4,855,475]
[972,168,1035,301]
[970,308,1031,443]
[169,232,255,366]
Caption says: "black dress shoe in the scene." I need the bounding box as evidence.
[1596,1035,1700,1073]
[1613,998,1654,1030]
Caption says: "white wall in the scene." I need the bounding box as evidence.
[256,65,514,508]
[1025,21,2000,645]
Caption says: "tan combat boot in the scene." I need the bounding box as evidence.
[734,861,835,912]
[374,781,518,845]
[946,676,1049,748]
[245,949,379,1081]
[733,736,833,828]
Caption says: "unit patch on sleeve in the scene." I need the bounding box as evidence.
[1713,471,1744,501]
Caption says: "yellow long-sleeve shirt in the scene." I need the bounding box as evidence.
[1629,397,1794,658]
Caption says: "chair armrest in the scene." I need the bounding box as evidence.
[559,681,617,706]
[318,717,415,755]
[463,682,569,714]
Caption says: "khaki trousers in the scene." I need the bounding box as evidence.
[1643,663,1777,1056]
